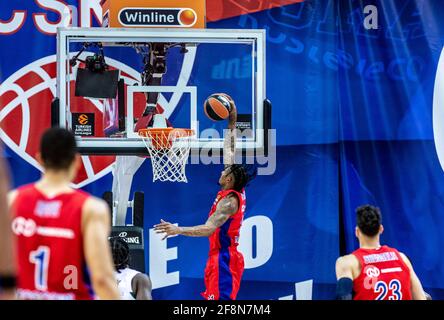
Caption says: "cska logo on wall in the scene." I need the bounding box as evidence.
[0,55,142,188]
[433,46,444,173]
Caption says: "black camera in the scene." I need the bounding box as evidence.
[153,59,166,74]
[85,54,107,73]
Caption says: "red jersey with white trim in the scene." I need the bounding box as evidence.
[11,184,94,300]
[201,188,246,300]
[352,245,412,300]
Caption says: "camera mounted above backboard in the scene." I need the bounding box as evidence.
[72,42,119,99]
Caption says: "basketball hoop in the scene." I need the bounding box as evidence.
[139,128,194,183]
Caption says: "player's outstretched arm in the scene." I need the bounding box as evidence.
[154,195,239,239]
[82,197,120,300]
[132,273,152,300]
[400,252,427,300]
[222,94,237,167]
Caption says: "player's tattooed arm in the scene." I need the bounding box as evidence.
[154,196,239,239]
[179,196,238,237]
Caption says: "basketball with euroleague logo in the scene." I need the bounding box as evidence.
[203,93,233,121]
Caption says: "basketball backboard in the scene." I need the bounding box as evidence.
[56,27,267,155]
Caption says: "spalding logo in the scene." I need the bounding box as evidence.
[433,46,444,172]
[0,55,141,188]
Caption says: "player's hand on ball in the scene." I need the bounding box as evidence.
[217,93,236,125]
[215,93,236,114]
[154,219,180,240]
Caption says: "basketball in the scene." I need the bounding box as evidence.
[204,93,232,121]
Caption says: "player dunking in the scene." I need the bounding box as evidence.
[335,205,427,300]
[9,128,120,300]
[154,95,256,300]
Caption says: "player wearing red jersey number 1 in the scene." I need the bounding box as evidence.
[335,205,427,300]
[154,94,256,300]
[9,128,120,300]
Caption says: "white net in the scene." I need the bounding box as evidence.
[139,128,194,183]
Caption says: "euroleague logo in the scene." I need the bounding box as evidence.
[118,7,197,27]
[433,46,444,173]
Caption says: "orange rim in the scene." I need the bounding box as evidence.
[138,128,194,149]
[138,128,194,136]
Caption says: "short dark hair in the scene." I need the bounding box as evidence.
[227,164,257,192]
[356,205,382,237]
[40,127,77,170]
[109,236,130,271]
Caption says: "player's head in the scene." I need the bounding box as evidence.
[37,127,80,176]
[219,164,257,192]
[355,204,383,239]
[109,236,130,272]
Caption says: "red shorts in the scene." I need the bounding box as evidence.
[201,248,244,300]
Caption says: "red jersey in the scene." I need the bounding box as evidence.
[11,184,94,300]
[202,188,246,300]
[352,245,412,300]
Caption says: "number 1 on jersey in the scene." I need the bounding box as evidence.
[29,246,50,291]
